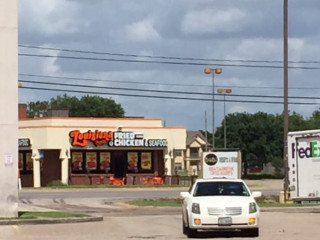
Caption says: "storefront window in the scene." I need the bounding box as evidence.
[86,152,97,171]
[26,152,33,170]
[18,151,33,173]
[72,152,83,171]
[128,152,138,172]
[100,152,111,172]
[19,153,23,171]
[70,150,155,174]
[141,152,152,170]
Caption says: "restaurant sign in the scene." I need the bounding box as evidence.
[19,138,31,147]
[69,130,167,148]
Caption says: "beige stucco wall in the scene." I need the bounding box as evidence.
[0,0,18,217]
[186,137,206,158]
[19,117,186,186]
[184,137,207,175]
[19,117,164,128]
[19,117,186,150]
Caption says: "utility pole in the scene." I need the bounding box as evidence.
[0,0,19,217]
[205,111,208,152]
[283,0,289,202]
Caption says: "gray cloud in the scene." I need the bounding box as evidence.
[18,0,320,130]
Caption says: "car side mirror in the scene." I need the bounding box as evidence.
[251,191,262,198]
[180,192,190,198]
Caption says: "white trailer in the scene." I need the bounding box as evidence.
[288,130,320,202]
[202,150,242,179]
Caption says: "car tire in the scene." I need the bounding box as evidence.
[247,228,259,237]
[184,213,197,238]
[187,228,197,238]
[182,218,188,235]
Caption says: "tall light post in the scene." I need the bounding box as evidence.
[204,67,222,151]
[217,88,232,149]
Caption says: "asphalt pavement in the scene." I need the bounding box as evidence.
[18,179,282,212]
[4,179,319,225]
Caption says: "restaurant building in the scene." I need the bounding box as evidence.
[18,117,186,187]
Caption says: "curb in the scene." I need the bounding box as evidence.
[0,215,103,226]
[260,207,320,213]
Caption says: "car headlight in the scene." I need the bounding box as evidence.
[249,202,257,213]
[192,203,200,214]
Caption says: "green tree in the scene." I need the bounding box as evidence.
[75,95,125,117]
[272,156,284,177]
[289,111,310,131]
[204,109,320,177]
[308,110,320,129]
[50,94,80,109]
[199,130,212,148]
[215,112,283,170]
[27,100,49,118]
[27,94,125,117]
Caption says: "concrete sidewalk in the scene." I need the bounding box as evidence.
[0,201,104,226]
[18,202,57,212]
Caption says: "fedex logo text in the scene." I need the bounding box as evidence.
[291,141,320,159]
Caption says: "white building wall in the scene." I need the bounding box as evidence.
[0,0,18,217]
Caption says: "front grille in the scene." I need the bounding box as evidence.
[207,207,242,216]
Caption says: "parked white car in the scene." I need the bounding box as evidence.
[180,178,261,238]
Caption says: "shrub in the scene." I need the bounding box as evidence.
[47,180,67,187]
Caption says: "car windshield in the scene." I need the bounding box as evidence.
[193,181,250,197]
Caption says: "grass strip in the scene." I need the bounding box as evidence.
[127,198,320,208]
[258,202,320,208]
[0,211,88,220]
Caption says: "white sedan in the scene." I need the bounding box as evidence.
[180,178,261,238]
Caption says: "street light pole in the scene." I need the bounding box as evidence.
[212,72,215,150]
[204,67,222,151]
[217,88,232,149]
[205,111,208,152]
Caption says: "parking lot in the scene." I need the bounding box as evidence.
[2,206,320,240]
[8,181,319,239]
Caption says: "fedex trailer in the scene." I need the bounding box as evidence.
[288,130,320,202]
[202,150,242,179]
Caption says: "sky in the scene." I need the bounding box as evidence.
[17,0,320,131]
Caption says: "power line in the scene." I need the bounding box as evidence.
[19,73,320,91]
[20,73,209,88]
[18,79,316,100]
[19,80,320,105]
[18,53,320,70]
[19,79,207,96]
[18,44,320,65]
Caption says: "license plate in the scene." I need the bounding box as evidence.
[218,217,232,226]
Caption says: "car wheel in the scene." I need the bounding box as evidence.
[187,228,197,238]
[246,228,259,237]
[184,213,197,238]
[182,218,188,235]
